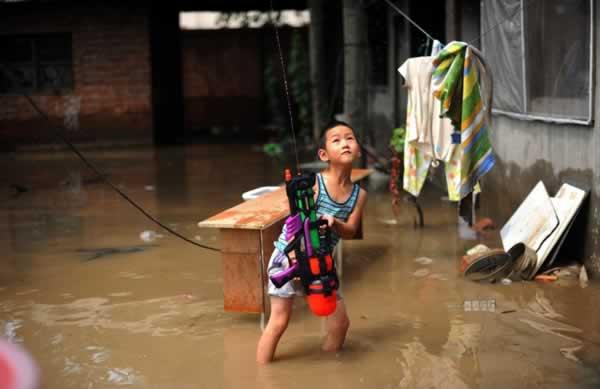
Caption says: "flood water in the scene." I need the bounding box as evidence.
[1,144,599,388]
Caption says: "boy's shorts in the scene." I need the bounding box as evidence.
[266,247,343,301]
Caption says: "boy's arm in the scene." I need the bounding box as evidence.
[325,188,367,239]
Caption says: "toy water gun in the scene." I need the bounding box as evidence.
[269,169,339,316]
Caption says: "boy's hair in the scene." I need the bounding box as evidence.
[318,120,357,150]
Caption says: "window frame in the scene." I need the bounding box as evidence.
[0,33,74,95]
[484,0,594,125]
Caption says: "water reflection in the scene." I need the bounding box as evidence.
[0,144,599,388]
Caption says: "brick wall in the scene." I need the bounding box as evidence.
[181,29,262,131]
[0,3,153,146]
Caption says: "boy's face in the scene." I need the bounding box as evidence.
[318,125,360,165]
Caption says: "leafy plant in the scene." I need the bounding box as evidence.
[389,126,406,154]
[263,142,283,158]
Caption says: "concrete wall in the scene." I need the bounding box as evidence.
[476,8,600,278]
[445,0,481,45]
[367,7,401,155]
[367,0,415,155]
[481,115,600,276]
[431,0,600,277]
[0,3,153,146]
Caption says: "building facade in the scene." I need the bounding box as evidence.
[384,0,599,277]
[0,2,153,146]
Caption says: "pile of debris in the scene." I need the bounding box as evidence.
[461,181,589,286]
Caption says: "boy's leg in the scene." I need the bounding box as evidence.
[322,299,350,352]
[256,296,294,364]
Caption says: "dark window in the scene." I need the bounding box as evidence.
[0,33,73,94]
[525,0,591,120]
[482,0,592,123]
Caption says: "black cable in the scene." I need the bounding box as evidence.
[0,63,220,252]
[381,0,435,42]
[268,1,300,173]
[2,0,537,254]
[381,0,536,50]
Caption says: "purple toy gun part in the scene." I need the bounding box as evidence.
[304,217,313,256]
[285,214,302,241]
[269,262,299,288]
[272,250,287,266]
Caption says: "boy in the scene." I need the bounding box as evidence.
[256,121,368,364]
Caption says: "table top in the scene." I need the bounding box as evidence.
[198,169,372,230]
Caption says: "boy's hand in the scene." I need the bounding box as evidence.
[320,214,335,228]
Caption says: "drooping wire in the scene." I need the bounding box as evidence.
[0,63,221,252]
[381,0,435,43]
[0,1,537,253]
[381,0,535,49]
[269,0,300,173]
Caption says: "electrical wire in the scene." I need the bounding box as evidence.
[381,0,435,42]
[0,63,221,252]
[269,0,301,173]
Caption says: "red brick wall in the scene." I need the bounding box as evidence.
[181,29,262,131]
[0,3,153,145]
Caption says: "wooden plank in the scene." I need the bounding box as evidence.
[219,222,284,313]
[220,229,263,312]
[200,186,288,230]
[350,168,372,182]
[198,168,372,230]
[500,182,558,252]
[222,252,263,313]
[260,220,285,274]
[530,184,587,276]
[220,229,261,254]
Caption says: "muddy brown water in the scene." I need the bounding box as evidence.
[1,145,599,388]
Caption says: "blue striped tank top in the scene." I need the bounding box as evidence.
[274,173,360,252]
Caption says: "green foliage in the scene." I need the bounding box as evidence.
[390,126,406,154]
[263,142,284,158]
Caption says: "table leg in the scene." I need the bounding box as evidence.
[220,229,264,313]
[258,221,284,330]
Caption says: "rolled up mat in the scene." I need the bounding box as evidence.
[463,249,515,283]
[507,243,538,281]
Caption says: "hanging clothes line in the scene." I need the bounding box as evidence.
[384,0,499,201]
[397,42,495,201]
[269,0,300,172]
[381,0,435,43]
[381,0,536,49]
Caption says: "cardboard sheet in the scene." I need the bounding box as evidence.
[501,181,587,277]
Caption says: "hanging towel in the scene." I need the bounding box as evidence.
[432,41,495,199]
[430,39,444,56]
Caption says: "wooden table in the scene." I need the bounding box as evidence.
[198,169,372,319]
